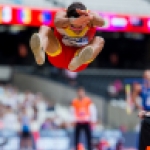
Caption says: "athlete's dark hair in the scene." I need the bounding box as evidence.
[66,2,87,18]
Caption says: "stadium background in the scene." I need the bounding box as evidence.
[0,0,149,149]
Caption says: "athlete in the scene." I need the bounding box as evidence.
[30,2,105,72]
[132,70,150,150]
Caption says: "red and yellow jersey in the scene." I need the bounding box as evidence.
[48,28,91,72]
[47,10,97,71]
[54,25,96,47]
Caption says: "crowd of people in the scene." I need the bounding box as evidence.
[0,84,73,132]
[0,84,104,150]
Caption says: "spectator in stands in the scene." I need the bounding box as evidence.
[36,93,47,112]
[41,118,57,130]
[70,87,97,150]
[107,80,123,97]
[15,43,31,65]
[24,91,35,105]
[2,105,18,130]
[32,103,38,120]
[108,53,121,69]
[19,107,33,150]
[46,101,55,111]
[0,109,4,130]
[116,138,125,150]
[131,70,150,150]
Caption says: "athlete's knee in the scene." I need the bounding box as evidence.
[95,36,105,46]
[39,25,51,33]
[92,37,105,54]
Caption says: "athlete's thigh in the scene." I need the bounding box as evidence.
[47,41,75,69]
[45,29,61,55]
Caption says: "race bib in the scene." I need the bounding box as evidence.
[62,36,89,47]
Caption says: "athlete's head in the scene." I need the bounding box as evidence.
[66,2,87,30]
[66,2,87,18]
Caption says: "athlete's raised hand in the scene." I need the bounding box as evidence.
[70,15,90,26]
[76,8,105,27]
[76,8,94,23]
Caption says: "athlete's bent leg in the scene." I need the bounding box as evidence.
[89,36,105,60]
[68,36,104,71]
[30,25,60,65]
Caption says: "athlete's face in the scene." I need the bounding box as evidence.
[70,24,86,31]
[70,14,87,31]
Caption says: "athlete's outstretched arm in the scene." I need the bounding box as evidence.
[76,9,105,27]
[90,12,105,27]
[54,11,70,28]
[54,10,91,28]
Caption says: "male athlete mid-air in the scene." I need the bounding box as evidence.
[30,2,105,72]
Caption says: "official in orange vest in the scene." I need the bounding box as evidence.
[71,87,97,150]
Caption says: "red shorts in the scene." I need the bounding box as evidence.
[47,28,96,72]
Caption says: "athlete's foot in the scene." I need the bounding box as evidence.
[30,33,45,65]
[68,46,93,71]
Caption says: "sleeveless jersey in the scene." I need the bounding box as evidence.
[55,25,96,47]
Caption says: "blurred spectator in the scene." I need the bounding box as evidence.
[4,89,19,110]
[116,138,125,150]
[19,107,33,150]
[15,44,32,65]
[119,125,127,133]
[2,105,18,130]
[131,70,150,150]
[25,91,35,104]
[21,97,34,120]
[107,80,123,97]
[36,93,47,112]
[19,44,28,57]
[32,103,38,120]
[70,87,97,150]
[46,101,55,111]
[98,138,110,150]
[108,53,121,69]
[41,118,57,130]
[0,84,65,135]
